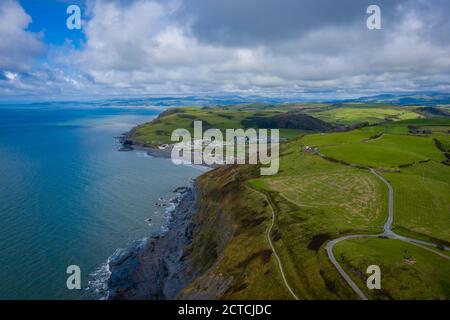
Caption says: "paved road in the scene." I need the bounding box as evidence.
[326,168,450,300]
[248,186,300,300]
[248,162,448,300]
[370,169,450,252]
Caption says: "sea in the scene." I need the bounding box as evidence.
[0,104,203,299]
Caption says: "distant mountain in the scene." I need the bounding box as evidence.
[97,92,450,107]
[3,95,306,109]
[3,92,450,109]
[347,93,450,106]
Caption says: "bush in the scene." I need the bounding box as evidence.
[434,138,446,152]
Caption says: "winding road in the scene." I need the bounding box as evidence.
[326,168,450,300]
[249,165,449,300]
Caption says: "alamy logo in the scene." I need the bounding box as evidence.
[66,5,81,30]
[366,265,381,290]
[171,121,279,176]
[367,5,382,30]
[66,265,81,290]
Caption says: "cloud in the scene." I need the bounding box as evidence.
[0,0,44,73]
[177,0,404,46]
[1,0,450,99]
[70,0,449,96]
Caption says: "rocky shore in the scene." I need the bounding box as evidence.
[104,184,198,300]
[96,128,215,300]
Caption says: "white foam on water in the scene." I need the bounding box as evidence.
[87,257,112,300]
[87,185,192,299]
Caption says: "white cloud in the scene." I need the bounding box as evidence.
[0,0,44,72]
[69,0,449,97]
[4,71,18,81]
[1,0,450,99]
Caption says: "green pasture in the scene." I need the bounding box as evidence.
[383,161,450,243]
[131,107,306,145]
[334,237,450,299]
[311,107,420,125]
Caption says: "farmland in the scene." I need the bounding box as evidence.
[334,237,450,299]
[128,102,450,299]
[383,162,450,243]
[319,134,444,168]
[247,117,450,298]
[130,107,313,146]
[307,106,420,125]
[129,103,423,147]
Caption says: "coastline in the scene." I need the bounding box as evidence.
[102,183,198,300]
[92,126,217,300]
[117,129,173,159]
[117,131,218,170]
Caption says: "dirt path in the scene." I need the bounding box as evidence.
[247,186,300,300]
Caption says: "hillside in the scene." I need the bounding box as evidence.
[128,103,422,146]
[177,117,450,300]
[123,103,450,300]
[241,112,336,131]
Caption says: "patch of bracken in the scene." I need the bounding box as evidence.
[307,234,330,252]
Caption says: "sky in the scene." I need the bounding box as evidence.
[0,0,449,101]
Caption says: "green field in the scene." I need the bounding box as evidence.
[245,142,388,299]
[303,123,446,169]
[131,107,309,145]
[303,120,450,243]
[310,106,420,125]
[130,103,424,147]
[303,130,374,147]
[266,170,381,224]
[334,237,450,299]
[320,134,444,168]
[383,162,450,243]
[244,117,449,299]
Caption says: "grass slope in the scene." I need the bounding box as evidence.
[130,103,448,299]
[311,106,420,125]
[320,134,444,168]
[245,141,388,299]
[131,107,312,146]
[304,120,450,243]
[334,237,450,299]
[384,162,450,243]
[130,103,423,146]
[213,118,448,299]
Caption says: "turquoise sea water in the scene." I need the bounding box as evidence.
[0,106,201,299]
